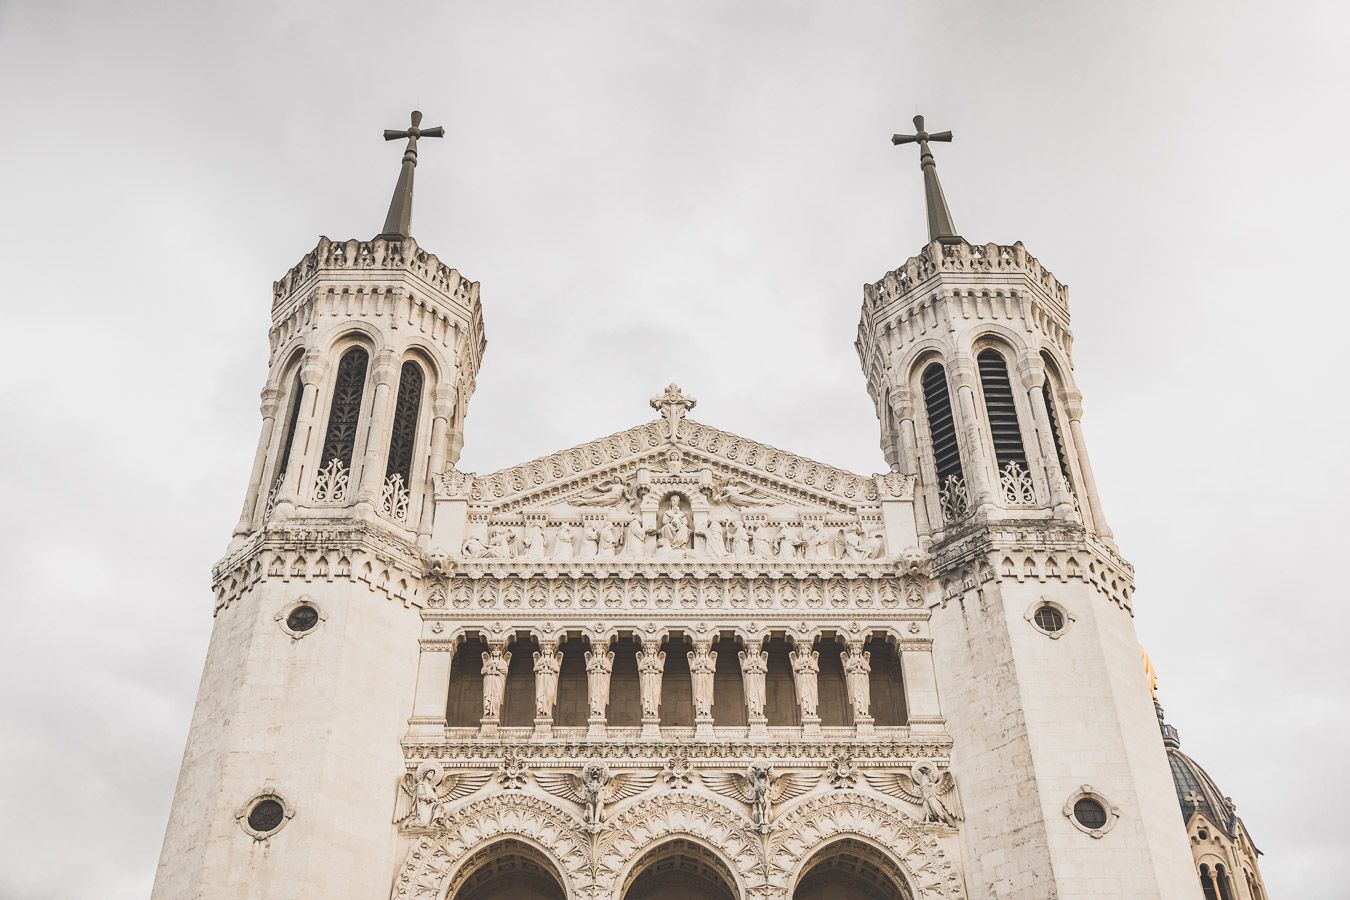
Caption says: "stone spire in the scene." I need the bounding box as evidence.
[891,114,963,245]
[379,110,445,241]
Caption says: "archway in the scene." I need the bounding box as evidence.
[451,838,566,900]
[622,838,737,900]
[794,838,913,900]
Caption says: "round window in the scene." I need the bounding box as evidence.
[247,798,286,834]
[1033,605,1065,633]
[1072,797,1108,830]
[286,605,319,633]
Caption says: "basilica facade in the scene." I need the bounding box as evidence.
[152,115,1265,899]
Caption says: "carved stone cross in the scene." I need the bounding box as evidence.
[1183,790,1204,811]
[650,384,696,440]
[379,110,446,241]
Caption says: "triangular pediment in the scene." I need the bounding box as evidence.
[465,417,888,515]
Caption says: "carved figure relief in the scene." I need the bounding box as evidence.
[841,641,872,720]
[394,764,490,830]
[866,761,963,827]
[637,640,665,719]
[480,644,511,718]
[704,765,818,833]
[790,646,821,718]
[552,525,575,561]
[533,643,561,719]
[536,762,657,830]
[657,494,692,552]
[712,478,776,509]
[739,640,769,719]
[688,639,717,720]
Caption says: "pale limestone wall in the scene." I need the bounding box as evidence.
[152,578,420,899]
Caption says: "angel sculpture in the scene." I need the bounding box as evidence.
[704,765,818,833]
[571,476,643,510]
[713,479,777,509]
[865,761,963,827]
[393,764,491,829]
[536,762,656,830]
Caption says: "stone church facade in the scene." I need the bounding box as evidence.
[152,115,1262,899]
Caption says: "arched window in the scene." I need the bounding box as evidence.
[1039,352,1075,492]
[314,346,369,502]
[1199,865,1219,900]
[977,348,1033,505]
[920,362,968,521]
[381,360,424,521]
[1215,865,1235,900]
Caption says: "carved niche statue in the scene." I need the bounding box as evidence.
[584,647,614,719]
[688,639,718,720]
[393,764,491,830]
[841,640,872,720]
[739,640,769,719]
[637,640,665,719]
[480,643,511,719]
[533,642,562,719]
[789,645,820,718]
[657,495,692,552]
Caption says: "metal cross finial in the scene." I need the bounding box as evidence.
[379,110,446,241]
[891,114,963,245]
[650,384,696,440]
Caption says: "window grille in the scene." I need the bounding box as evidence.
[921,363,969,522]
[314,347,369,503]
[978,349,1034,505]
[380,361,424,521]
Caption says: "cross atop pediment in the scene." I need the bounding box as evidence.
[650,384,696,440]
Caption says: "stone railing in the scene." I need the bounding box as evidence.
[864,239,1069,310]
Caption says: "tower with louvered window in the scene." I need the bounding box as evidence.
[856,154,1201,893]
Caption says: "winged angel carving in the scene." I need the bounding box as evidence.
[537,762,656,830]
[393,764,491,829]
[712,478,777,509]
[569,476,645,510]
[704,765,818,832]
[865,761,963,827]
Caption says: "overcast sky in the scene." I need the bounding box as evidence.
[2,1,1347,897]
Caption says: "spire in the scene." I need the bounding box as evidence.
[378,110,445,241]
[891,114,963,245]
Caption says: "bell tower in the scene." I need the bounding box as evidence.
[857,116,1200,897]
[152,112,485,899]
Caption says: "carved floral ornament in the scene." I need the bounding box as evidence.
[390,782,967,899]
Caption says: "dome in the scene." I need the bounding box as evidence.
[1167,743,1240,838]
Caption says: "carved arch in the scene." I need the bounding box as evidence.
[771,793,966,899]
[390,794,588,900]
[596,794,764,899]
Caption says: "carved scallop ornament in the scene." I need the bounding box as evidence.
[1024,598,1074,639]
[1063,785,1120,839]
[275,596,326,640]
[237,790,295,841]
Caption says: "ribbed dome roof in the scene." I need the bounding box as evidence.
[1166,744,1239,838]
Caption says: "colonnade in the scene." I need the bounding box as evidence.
[409,627,943,741]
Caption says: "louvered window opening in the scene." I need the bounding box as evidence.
[1041,379,1073,484]
[977,350,1027,467]
[275,371,304,480]
[385,361,424,482]
[319,347,369,469]
[920,363,963,483]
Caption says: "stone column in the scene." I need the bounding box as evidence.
[417,385,457,545]
[899,639,944,734]
[637,638,665,740]
[532,638,561,739]
[479,640,510,738]
[233,386,281,538]
[740,637,769,740]
[950,355,996,510]
[689,638,717,740]
[355,349,400,510]
[841,638,874,737]
[789,641,822,738]
[272,353,328,514]
[408,639,453,737]
[890,388,933,541]
[1064,391,1114,540]
[584,641,614,741]
[1018,357,1076,517]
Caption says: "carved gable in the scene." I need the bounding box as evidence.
[436,394,915,569]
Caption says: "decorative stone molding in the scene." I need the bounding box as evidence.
[402,739,953,764]
[771,793,967,899]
